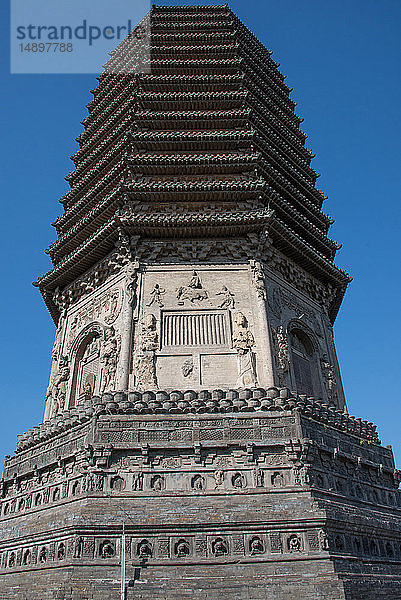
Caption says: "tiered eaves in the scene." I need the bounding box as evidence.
[37,4,350,322]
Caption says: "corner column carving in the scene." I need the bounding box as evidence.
[250,259,275,387]
[115,260,140,390]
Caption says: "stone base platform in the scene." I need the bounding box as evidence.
[1,389,400,599]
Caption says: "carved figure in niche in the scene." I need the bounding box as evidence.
[51,316,65,362]
[146,284,165,307]
[39,547,47,563]
[232,312,257,387]
[140,315,158,352]
[189,271,202,289]
[100,540,115,558]
[135,355,157,390]
[135,315,158,390]
[335,536,345,552]
[84,336,100,357]
[151,475,164,492]
[137,540,152,558]
[45,355,70,415]
[255,468,265,488]
[320,354,337,402]
[8,552,16,568]
[268,287,282,319]
[104,290,123,324]
[212,538,228,557]
[57,543,66,560]
[288,535,302,552]
[181,358,193,378]
[386,542,394,557]
[83,374,95,400]
[250,537,265,555]
[84,471,96,492]
[22,549,31,565]
[47,316,66,408]
[110,476,125,491]
[271,472,284,488]
[95,474,104,491]
[74,537,84,559]
[319,529,329,551]
[251,261,267,301]
[293,466,302,486]
[216,286,235,308]
[270,325,289,386]
[232,473,246,489]
[175,539,190,558]
[233,312,254,353]
[100,327,119,394]
[191,475,205,491]
[126,262,138,307]
[52,487,60,502]
[177,271,208,304]
[213,470,224,489]
[132,472,143,491]
[71,481,80,496]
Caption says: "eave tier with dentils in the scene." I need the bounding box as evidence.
[120,178,337,261]
[133,90,312,176]
[37,213,350,326]
[40,4,349,320]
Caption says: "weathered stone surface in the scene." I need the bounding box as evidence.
[1,407,400,598]
[2,4,400,599]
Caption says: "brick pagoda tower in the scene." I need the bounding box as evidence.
[1,5,400,599]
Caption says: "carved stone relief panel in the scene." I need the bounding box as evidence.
[264,271,343,404]
[135,265,269,389]
[67,285,124,348]
[134,314,158,390]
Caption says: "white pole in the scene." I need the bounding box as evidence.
[121,521,126,600]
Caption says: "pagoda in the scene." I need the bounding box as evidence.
[1,5,400,600]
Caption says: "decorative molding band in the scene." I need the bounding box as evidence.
[14,387,378,454]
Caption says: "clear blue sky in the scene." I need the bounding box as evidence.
[0,0,400,467]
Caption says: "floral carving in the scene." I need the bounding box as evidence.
[271,325,289,386]
[181,358,194,378]
[250,261,267,300]
[135,314,158,390]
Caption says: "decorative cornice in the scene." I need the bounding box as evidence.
[14,387,379,455]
